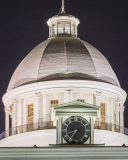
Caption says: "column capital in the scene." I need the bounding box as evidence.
[4,108,10,113]
[115,98,121,103]
[35,92,42,98]
[95,91,102,97]
[12,99,18,104]
[66,89,73,95]
[119,106,125,112]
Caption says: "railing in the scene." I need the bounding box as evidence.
[52,33,77,37]
[0,121,55,141]
[0,120,128,141]
[94,121,128,135]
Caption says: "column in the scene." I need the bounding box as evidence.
[23,100,27,132]
[17,99,23,133]
[75,24,77,36]
[95,91,102,127]
[115,98,120,131]
[43,94,48,123]
[70,22,71,35]
[56,21,58,36]
[35,92,41,129]
[63,22,65,34]
[110,98,114,131]
[13,99,18,134]
[119,106,125,133]
[5,108,10,137]
[57,22,58,35]
[51,23,53,37]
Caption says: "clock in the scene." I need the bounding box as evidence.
[62,116,91,144]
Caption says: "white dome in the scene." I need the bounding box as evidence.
[7,37,120,91]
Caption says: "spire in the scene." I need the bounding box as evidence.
[61,0,65,13]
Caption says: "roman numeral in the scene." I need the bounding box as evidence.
[68,119,72,123]
[84,124,88,127]
[74,117,78,121]
[64,135,68,138]
[86,129,90,132]
[64,123,68,127]
[62,129,66,132]
[84,134,88,138]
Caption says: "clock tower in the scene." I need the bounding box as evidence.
[52,101,100,145]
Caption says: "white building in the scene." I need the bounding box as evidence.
[1,0,128,147]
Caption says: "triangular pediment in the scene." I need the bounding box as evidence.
[53,100,100,111]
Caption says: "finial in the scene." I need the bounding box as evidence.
[61,0,65,13]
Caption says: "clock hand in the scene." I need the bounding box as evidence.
[67,130,77,134]
[70,130,77,139]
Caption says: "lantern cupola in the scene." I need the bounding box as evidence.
[47,0,80,38]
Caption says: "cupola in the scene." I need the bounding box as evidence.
[47,0,80,38]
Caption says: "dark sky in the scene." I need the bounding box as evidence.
[0,0,128,133]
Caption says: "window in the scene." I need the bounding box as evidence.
[58,23,64,34]
[65,23,70,34]
[51,100,58,110]
[100,102,105,129]
[71,24,75,35]
[28,104,34,126]
[52,24,57,36]
[100,102,105,121]
[77,99,85,103]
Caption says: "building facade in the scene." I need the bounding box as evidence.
[1,0,128,147]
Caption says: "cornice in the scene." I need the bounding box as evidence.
[2,80,127,108]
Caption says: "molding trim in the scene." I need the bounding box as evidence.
[2,80,127,108]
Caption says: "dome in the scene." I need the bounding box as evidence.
[7,37,120,91]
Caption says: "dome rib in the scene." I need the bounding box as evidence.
[80,40,98,80]
[37,39,52,81]
[81,40,120,87]
[64,38,68,73]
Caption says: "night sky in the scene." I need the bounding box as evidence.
[0,0,128,133]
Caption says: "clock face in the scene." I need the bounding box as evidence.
[62,116,91,144]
